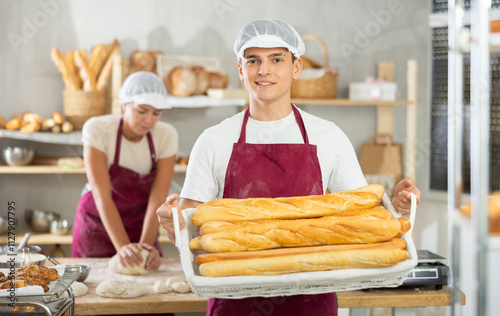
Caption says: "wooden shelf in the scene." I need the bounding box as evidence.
[0,231,171,245]
[292,98,413,106]
[0,163,188,174]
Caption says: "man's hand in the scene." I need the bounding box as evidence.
[391,178,421,215]
[156,194,184,243]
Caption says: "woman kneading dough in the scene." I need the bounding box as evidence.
[72,71,178,274]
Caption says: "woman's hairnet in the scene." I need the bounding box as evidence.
[234,19,305,60]
[118,71,171,109]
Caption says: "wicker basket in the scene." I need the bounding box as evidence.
[63,90,108,130]
[291,34,338,99]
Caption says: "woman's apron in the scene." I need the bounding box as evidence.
[72,118,162,258]
[207,105,338,316]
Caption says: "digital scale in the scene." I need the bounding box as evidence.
[401,250,450,289]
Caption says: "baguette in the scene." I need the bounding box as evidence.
[192,191,379,226]
[345,184,385,204]
[51,47,79,90]
[96,45,119,90]
[89,43,107,75]
[189,236,203,250]
[64,50,82,89]
[196,238,406,265]
[199,248,408,277]
[199,206,394,235]
[200,216,410,253]
[74,50,97,91]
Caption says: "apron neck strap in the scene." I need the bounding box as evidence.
[114,118,156,166]
[238,104,309,144]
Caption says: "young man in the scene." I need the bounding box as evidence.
[157,19,420,316]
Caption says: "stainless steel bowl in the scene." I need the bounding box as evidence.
[0,252,46,268]
[0,216,8,235]
[50,219,72,235]
[2,147,35,166]
[25,209,61,233]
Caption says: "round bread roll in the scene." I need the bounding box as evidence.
[165,67,197,97]
[52,111,65,125]
[62,121,74,133]
[130,50,156,73]
[108,248,150,275]
[191,66,210,95]
[6,118,22,130]
[0,115,7,129]
[208,71,229,89]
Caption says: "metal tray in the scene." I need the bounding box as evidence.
[0,265,83,301]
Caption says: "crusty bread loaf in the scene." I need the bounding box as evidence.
[165,67,198,97]
[199,248,408,277]
[199,216,410,253]
[192,191,379,226]
[196,238,406,265]
[199,206,394,235]
[191,66,210,95]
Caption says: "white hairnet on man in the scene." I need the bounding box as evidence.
[233,19,305,60]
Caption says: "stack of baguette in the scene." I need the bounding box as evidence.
[50,39,120,91]
[189,184,411,277]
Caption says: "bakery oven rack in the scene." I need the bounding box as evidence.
[0,265,83,316]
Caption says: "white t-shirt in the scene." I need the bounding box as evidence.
[180,108,367,203]
[82,114,178,175]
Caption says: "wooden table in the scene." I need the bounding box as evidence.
[53,258,465,315]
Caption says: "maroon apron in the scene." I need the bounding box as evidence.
[72,118,162,258]
[207,105,338,316]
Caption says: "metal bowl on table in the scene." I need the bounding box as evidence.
[0,244,42,255]
[0,252,46,268]
[2,147,35,166]
[25,209,61,232]
[0,216,8,235]
[50,219,72,235]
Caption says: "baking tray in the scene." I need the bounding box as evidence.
[173,193,418,299]
[0,265,83,300]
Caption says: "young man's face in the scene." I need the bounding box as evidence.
[238,47,302,105]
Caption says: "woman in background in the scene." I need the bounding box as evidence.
[72,71,178,272]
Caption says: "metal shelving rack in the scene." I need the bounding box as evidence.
[448,0,491,315]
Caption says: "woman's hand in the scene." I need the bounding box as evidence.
[156,194,184,243]
[116,243,160,271]
[391,178,421,215]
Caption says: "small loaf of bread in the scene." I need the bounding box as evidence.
[196,238,406,265]
[200,216,410,253]
[192,189,382,226]
[199,248,408,277]
[199,206,394,235]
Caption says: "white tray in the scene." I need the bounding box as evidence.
[173,193,418,299]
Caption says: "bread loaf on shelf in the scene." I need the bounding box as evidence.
[199,247,409,277]
[199,216,410,253]
[191,184,384,226]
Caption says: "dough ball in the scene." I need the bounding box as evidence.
[153,280,169,294]
[165,276,186,289]
[61,281,88,298]
[171,281,191,293]
[108,248,150,275]
[96,278,148,299]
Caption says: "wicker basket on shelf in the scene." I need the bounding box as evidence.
[291,34,338,99]
[63,90,108,130]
